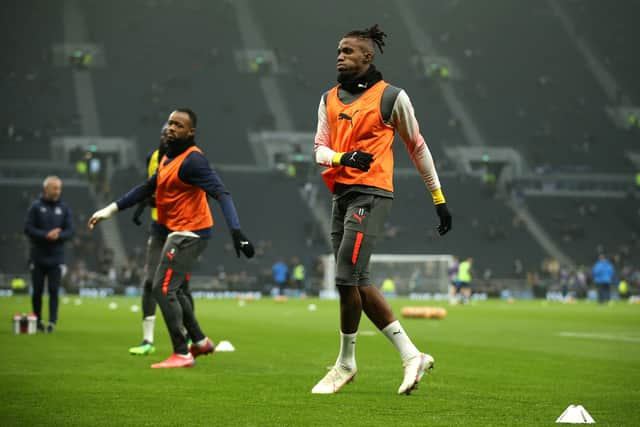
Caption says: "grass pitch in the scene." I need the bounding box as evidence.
[0,295,639,426]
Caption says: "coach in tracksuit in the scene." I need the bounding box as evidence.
[24,175,74,333]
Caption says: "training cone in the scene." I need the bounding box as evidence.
[216,340,235,352]
[556,405,595,424]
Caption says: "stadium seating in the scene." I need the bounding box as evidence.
[409,0,636,173]
[1,0,79,160]
[526,194,640,267]
[83,0,270,164]
[4,0,639,289]
[575,0,640,104]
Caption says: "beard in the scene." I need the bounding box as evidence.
[166,136,195,158]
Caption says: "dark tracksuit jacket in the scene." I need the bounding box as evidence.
[24,196,74,266]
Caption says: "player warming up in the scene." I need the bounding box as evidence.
[312,25,452,394]
[89,108,255,368]
[128,125,196,356]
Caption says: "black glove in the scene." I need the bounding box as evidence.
[132,202,146,226]
[435,203,452,236]
[231,229,255,258]
[340,151,374,171]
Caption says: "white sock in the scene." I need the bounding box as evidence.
[335,331,357,370]
[143,316,155,343]
[195,337,208,347]
[382,320,420,361]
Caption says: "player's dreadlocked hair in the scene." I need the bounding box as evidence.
[344,24,387,54]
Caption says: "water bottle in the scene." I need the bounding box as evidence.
[27,313,37,334]
[13,313,21,334]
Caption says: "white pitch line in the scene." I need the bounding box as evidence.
[558,332,640,343]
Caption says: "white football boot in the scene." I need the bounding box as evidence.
[311,365,357,394]
[398,353,434,395]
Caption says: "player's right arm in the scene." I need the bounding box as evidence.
[314,95,334,166]
[24,202,48,241]
[88,175,157,229]
[313,94,373,171]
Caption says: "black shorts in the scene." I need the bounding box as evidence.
[143,230,166,284]
[152,233,207,296]
[330,193,392,286]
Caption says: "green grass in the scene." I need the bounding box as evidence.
[1,296,639,426]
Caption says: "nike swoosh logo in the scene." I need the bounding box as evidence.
[393,330,402,335]
[240,241,249,246]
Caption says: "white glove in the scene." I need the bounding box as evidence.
[88,202,118,229]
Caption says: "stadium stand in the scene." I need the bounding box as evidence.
[575,0,640,104]
[83,0,271,164]
[0,184,35,273]
[525,194,640,267]
[1,0,79,160]
[410,0,636,173]
[3,0,639,295]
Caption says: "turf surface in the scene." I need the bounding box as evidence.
[1,296,638,426]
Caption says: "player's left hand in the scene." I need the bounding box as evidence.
[435,203,452,235]
[340,151,374,171]
[231,229,255,258]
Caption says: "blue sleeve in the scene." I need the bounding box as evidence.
[179,151,242,230]
[24,202,47,240]
[115,174,157,211]
[145,149,154,168]
[58,203,74,241]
